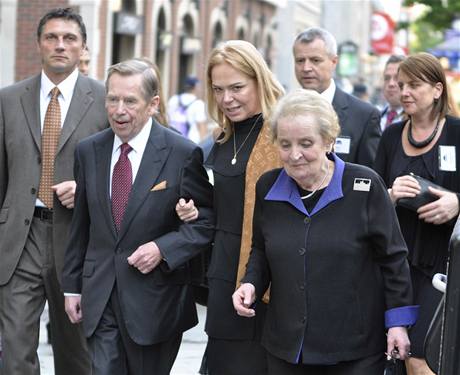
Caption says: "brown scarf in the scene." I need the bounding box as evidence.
[235,121,281,303]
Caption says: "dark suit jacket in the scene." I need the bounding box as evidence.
[242,157,415,364]
[62,121,214,345]
[332,87,381,168]
[0,73,107,285]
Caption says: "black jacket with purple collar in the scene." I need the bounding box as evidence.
[242,154,418,365]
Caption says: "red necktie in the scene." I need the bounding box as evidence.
[112,143,132,231]
[385,110,397,128]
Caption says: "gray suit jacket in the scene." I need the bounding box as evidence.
[332,87,382,168]
[0,73,107,285]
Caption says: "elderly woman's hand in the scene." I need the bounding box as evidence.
[232,283,256,318]
[389,175,421,204]
[175,198,199,222]
[418,188,459,225]
[387,326,411,361]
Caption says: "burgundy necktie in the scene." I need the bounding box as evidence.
[112,143,133,231]
[385,110,397,128]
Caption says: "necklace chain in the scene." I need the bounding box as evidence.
[300,159,330,200]
[231,114,262,165]
[407,117,440,148]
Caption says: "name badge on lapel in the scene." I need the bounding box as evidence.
[335,137,351,154]
[439,145,456,172]
[353,178,371,192]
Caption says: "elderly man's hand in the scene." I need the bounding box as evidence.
[127,241,163,274]
[65,295,83,324]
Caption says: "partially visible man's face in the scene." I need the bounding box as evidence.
[293,38,338,94]
[383,62,401,109]
[37,18,85,82]
[106,73,158,143]
[78,49,90,76]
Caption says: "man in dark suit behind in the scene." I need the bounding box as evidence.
[62,59,214,375]
[293,27,381,167]
[0,8,107,375]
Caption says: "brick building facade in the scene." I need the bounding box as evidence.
[1,0,280,99]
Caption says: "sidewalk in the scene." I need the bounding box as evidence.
[38,304,207,375]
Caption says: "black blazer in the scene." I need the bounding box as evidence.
[242,157,415,364]
[332,87,381,168]
[62,120,214,345]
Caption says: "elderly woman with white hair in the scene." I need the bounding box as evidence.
[233,89,418,375]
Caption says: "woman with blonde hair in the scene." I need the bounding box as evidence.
[178,40,284,374]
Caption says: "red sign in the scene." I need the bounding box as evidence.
[371,12,395,55]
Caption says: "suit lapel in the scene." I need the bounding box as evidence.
[332,87,349,129]
[95,130,117,238]
[117,122,171,242]
[57,75,94,154]
[20,75,41,151]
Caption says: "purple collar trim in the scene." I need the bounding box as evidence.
[265,153,345,216]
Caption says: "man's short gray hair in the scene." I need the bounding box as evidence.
[106,59,159,101]
[294,27,337,57]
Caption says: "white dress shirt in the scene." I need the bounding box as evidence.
[320,79,336,104]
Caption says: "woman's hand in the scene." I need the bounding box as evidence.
[389,175,420,204]
[387,326,411,361]
[175,198,199,222]
[418,188,459,225]
[232,283,256,318]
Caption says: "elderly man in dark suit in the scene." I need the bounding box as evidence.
[62,59,214,375]
[293,27,381,168]
[0,8,107,375]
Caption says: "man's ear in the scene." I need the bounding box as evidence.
[148,95,160,116]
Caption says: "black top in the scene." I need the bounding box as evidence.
[205,114,263,280]
[374,115,460,275]
[243,157,414,364]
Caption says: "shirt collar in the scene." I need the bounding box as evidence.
[265,153,345,216]
[320,79,336,104]
[113,117,152,155]
[384,105,403,115]
[41,68,79,102]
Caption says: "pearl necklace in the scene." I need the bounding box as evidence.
[300,160,330,200]
[231,114,262,165]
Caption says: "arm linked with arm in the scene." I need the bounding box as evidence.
[155,146,214,271]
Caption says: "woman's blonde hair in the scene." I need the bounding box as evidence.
[206,40,284,143]
[270,88,340,146]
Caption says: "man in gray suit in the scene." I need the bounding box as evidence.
[0,8,107,375]
[293,27,381,168]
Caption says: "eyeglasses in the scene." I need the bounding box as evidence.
[106,95,139,110]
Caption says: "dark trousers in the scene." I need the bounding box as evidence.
[88,286,182,375]
[267,351,385,375]
[203,337,268,375]
[0,217,90,375]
